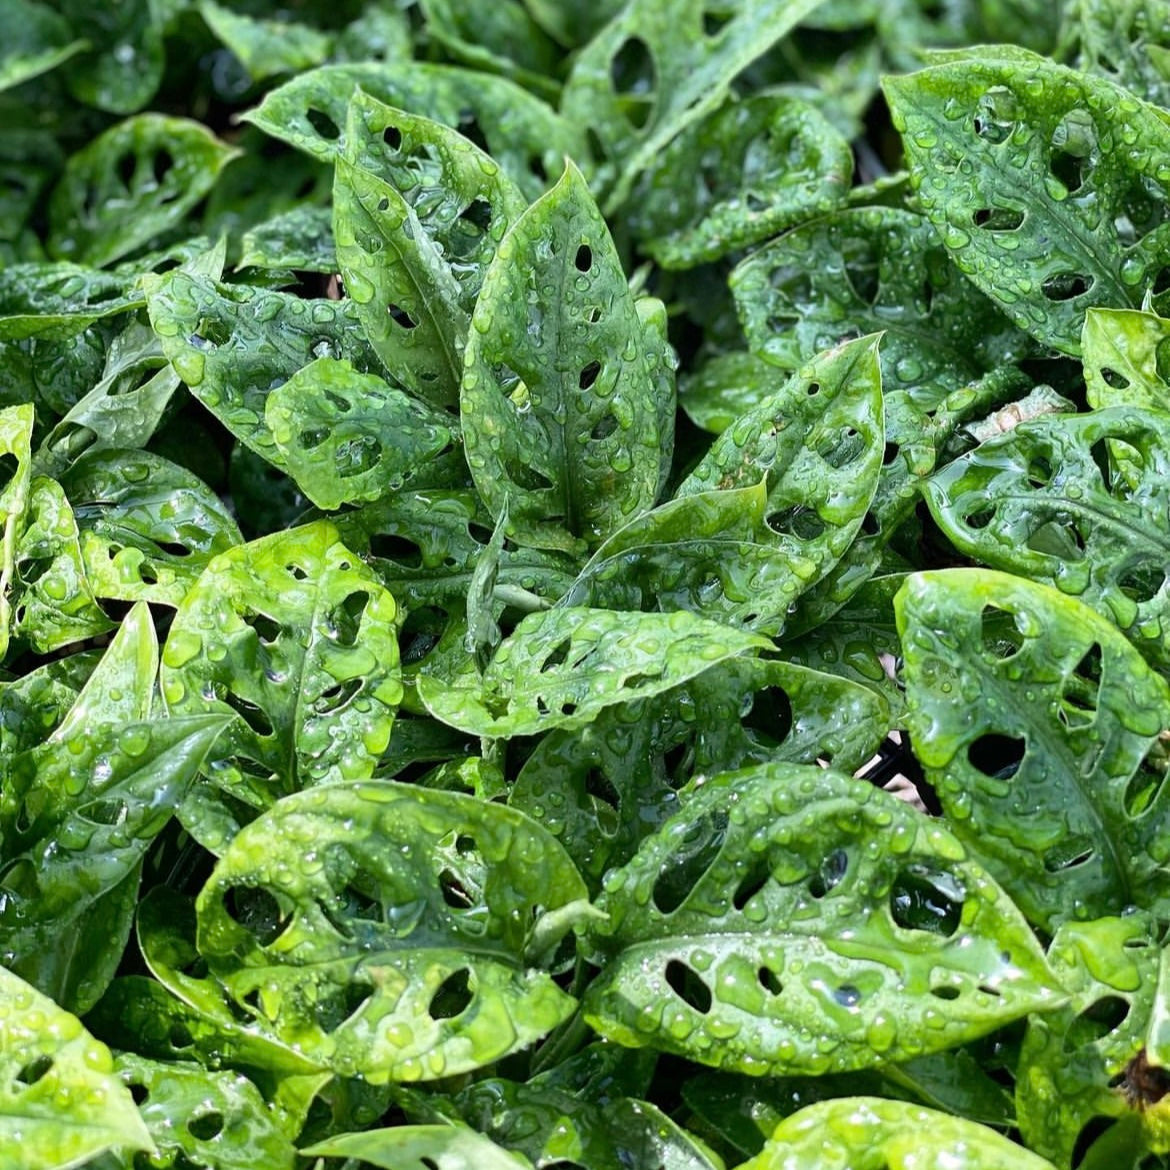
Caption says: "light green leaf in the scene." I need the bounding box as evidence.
[199,0,333,82]
[48,115,240,268]
[1083,306,1170,412]
[0,0,86,93]
[240,63,586,201]
[461,162,669,553]
[0,966,152,1168]
[740,1097,1059,1169]
[897,568,1170,930]
[265,357,453,511]
[680,351,785,435]
[925,406,1170,670]
[334,89,527,407]
[560,0,831,211]
[584,763,1063,1076]
[303,1124,533,1169]
[883,49,1170,355]
[418,606,771,739]
[0,403,34,662]
[195,780,585,1081]
[160,520,403,845]
[628,94,851,268]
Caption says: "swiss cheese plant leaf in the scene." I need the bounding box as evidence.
[115,1052,299,1170]
[303,1125,533,1169]
[509,656,889,892]
[739,1097,1059,1170]
[560,0,831,211]
[461,162,668,553]
[56,0,165,114]
[0,403,34,661]
[238,205,335,274]
[198,0,333,83]
[47,115,240,268]
[0,0,86,93]
[883,50,1170,355]
[418,606,771,739]
[160,520,403,845]
[145,270,380,468]
[64,448,243,610]
[0,263,142,341]
[240,63,586,201]
[924,406,1170,671]
[195,780,586,1081]
[897,568,1170,931]
[0,965,153,1168]
[627,94,852,268]
[1082,306,1170,412]
[1016,914,1163,1168]
[679,351,781,435]
[583,763,1062,1076]
[1059,0,1170,109]
[265,357,453,511]
[334,89,527,407]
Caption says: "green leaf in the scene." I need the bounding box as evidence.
[334,89,527,407]
[883,49,1170,355]
[144,270,380,468]
[160,520,403,845]
[561,0,831,211]
[238,206,335,274]
[418,606,771,739]
[924,406,1170,670]
[897,568,1170,930]
[64,448,243,610]
[0,403,34,662]
[0,965,152,1168]
[739,1097,1059,1169]
[583,763,1063,1076]
[48,115,240,268]
[628,94,852,268]
[1083,306,1170,412]
[199,0,333,82]
[1059,0,1170,109]
[240,63,586,201]
[509,656,890,891]
[1016,914,1162,1167]
[680,351,787,435]
[265,357,453,511]
[195,780,586,1081]
[115,1052,299,1169]
[57,0,166,114]
[0,263,142,341]
[303,1124,533,1169]
[0,0,86,93]
[461,162,670,553]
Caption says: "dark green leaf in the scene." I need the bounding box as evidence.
[58,0,166,114]
[0,0,86,93]
[0,264,141,341]
[199,0,333,82]
[238,206,335,273]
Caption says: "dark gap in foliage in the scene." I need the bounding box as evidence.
[888,865,963,935]
[652,809,728,913]
[966,733,1026,779]
[665,959,712,1014]
[429,968,473,1019]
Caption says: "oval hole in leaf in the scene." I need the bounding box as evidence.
[1043,836,1095,871]
[1118,564,1166,603]
[430,968,473,1020]
[224,689,275,738]
[387,304,418,329]
[369,532,424,568]
[808,847,848,899]
[188,1111,225,1141]
[398,605,447,664]
[1071,1116,1117,1168]
[732,860,772,911]
[665,959,712,1014]
[967,733,1026,779]
[1124,753,1166,818]
[382,125,402,150]
[889,865,963,935]
[14,1055,53,1087]
[306,108,341,141]
[1041,273,1092,301]
[652,810,728,914]
[222,885,289,946]
[931,985,961,1001]
[742,686,793,746]
[758,965,783,995]
[767,506,826,540]
[972,206,1025,231]
[579,360,601,389]
[609,37,656,129]
[575,244,593,272]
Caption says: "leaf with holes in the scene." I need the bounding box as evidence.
[47,115,239,268]
[0,263,143,341]
[680,351,785,435]
[460,162,668,553]
[265,357,453,511]
[509,656,889,892]
[303,1125,533,1169]
[334,89,528,407]
[238,205,335,274]
[195,780,587,1081]
[924,406,1170,670]
[583,763,1063,1076]
[63,448,243,610]
[0,0,86,94]
[159,520,403,846]
[0,965,153,1167]
[144,270,380,469]
[115,1051,298,1170]
[897,568,1170,931]
[0,403,34,662]
[883,49,1170,355]
[566,336,880,633]
[1082,306,1170,412]
[560,0,831,212]
[740,1097,1060,1170]
[627,94,852,268]
[199,0,333,83]
[1060,0,1170,110]
[1016,914,1165,1168]
[240,63,586,201]
[417,606,771,739]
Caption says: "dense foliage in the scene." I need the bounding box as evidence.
[3,0,1170,1167]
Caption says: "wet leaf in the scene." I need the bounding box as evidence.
[195,780,586,1081]
[897,568,1170,930]
[584,763,1063,1076]
[238,206,334,274]
[884,49,1170,355]
[0,403,34,661]
[0,263,142,341]
[679,350,785,435]
[57,0,166,114]
[461,163,668,552]
[303,1124,533,1169]
[0,0,86,93]
[0,965,152,1167]
[1082,306,1170,412]
[199,0,333,82]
